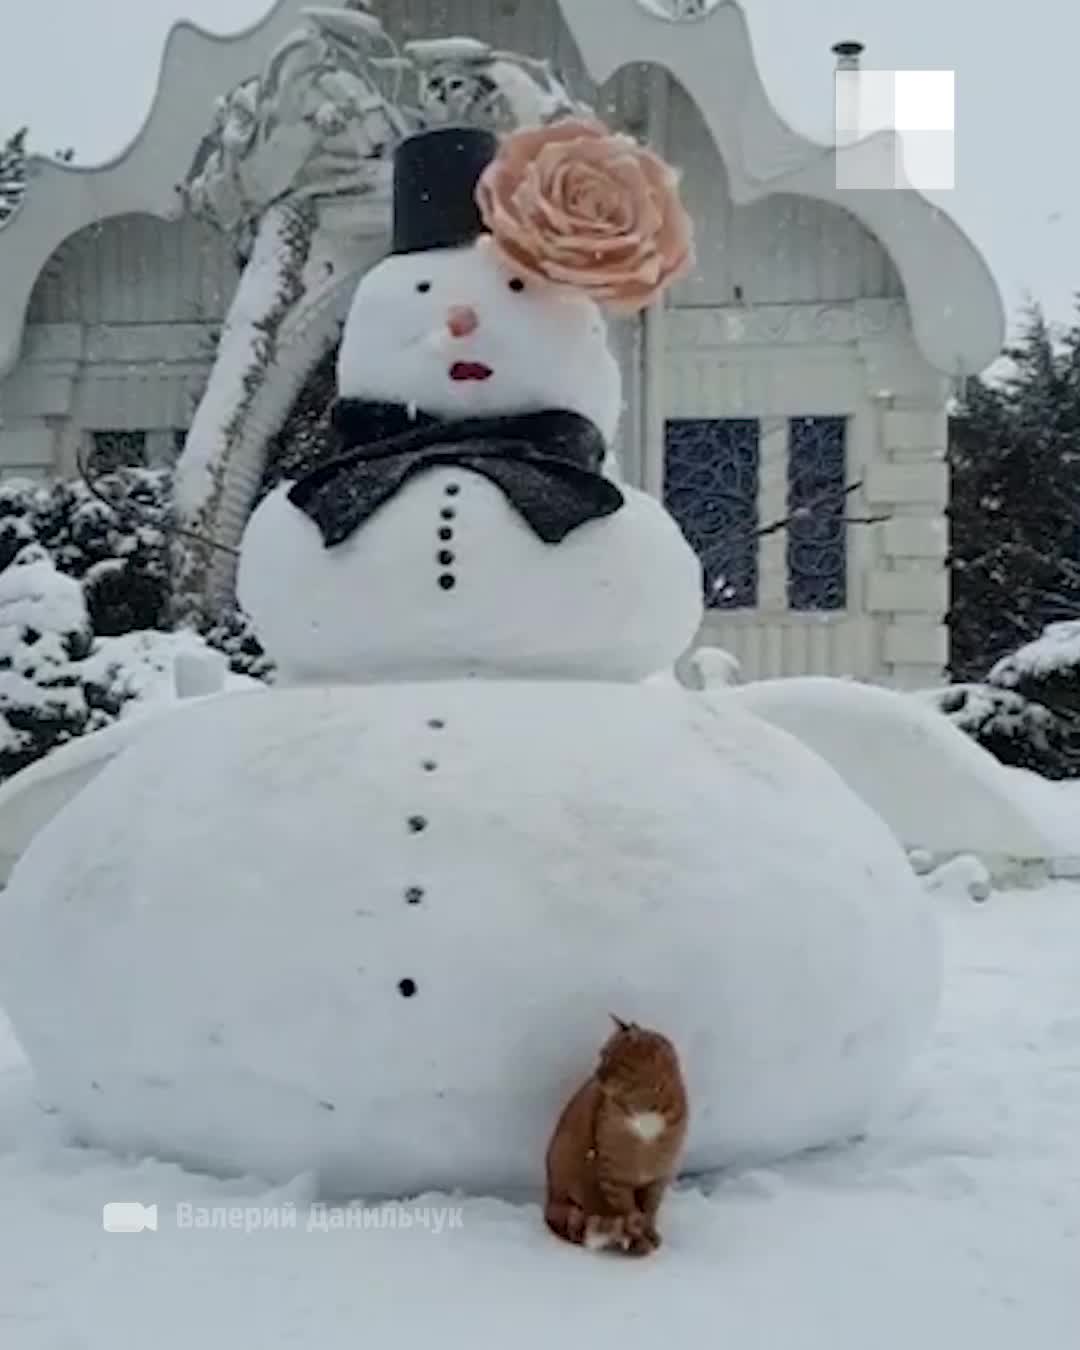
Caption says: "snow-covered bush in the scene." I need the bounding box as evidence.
[932,683,1080,780]
[200,605,275,682]
[0,468,172,635]
[0,548,133,779]
[989,620,1080,716]
[0,469,271,680]
[0,470,277,783]
[932,621,1080,780]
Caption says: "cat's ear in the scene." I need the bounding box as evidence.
[609,1014,630,1032]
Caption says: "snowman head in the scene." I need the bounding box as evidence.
[336,125,623,454]
[336,240,622,445]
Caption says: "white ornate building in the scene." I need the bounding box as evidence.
[0,0,1003,686]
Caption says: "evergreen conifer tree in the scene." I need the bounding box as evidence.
[0,127,28,226]
[948,305,1080,681]
[943,304,1080,776]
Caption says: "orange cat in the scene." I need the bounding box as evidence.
[544,1016,688,1256]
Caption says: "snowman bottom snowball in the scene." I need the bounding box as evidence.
[0,682,942,1198]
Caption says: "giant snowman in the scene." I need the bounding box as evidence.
[0,120,941,1199]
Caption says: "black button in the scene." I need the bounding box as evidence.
[398,978,418,998]
[438,550,455,566]
[438,527,453,541]
[438,574,456,591]
[445,483,460,496]
[427,719,445,730]
[408,815,427,833]
[405,886,424,904]
[422,760,437,772]
[441,508,456,521]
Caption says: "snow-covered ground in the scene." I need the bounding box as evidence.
[1,870,1076,1348]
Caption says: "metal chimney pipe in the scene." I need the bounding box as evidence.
[832,41,865,151]
[832,40,865,69]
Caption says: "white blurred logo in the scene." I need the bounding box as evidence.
[103,1201,158,1233]
[835,68,956,190]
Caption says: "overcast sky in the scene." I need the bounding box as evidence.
[0,0,1072,338]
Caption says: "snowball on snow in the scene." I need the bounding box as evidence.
[723,677,1061,862]
[690,645,741,689]
[0,681,940,1198]
[922,854,993,904]
[83,629,261,710]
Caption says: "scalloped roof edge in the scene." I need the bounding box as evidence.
[0,0,1004,380]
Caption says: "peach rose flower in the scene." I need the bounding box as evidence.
[474,118,695,313]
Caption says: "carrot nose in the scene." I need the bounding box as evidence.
[447,305,479,339]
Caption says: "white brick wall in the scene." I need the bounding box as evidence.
[868,377,950,686]
[867,570,949,615]
[0,422,55,466]
[865,461,948,509]
[884,622,949,667]
[881,517,948,559]
[881,408,946,453]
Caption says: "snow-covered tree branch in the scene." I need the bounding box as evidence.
[171,5,590,625]
[0,127,28,228]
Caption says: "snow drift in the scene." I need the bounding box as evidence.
[723,677,1060,863]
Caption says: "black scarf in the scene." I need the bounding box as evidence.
[286,399,625,547]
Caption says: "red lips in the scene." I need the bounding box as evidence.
[449,362,494,382]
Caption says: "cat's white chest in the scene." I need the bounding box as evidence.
[626,1110,667,1143]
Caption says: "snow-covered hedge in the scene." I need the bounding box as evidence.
[0,548,131,779]
[0,469,173,635]
[199,605,275,683]
[989,620,1080,714]
[932,621,1080,780]
[0,470,273,782]
[0,468,271,680]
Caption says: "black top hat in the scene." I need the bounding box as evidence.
[391,125,499,256]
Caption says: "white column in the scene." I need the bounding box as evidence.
[640,64,672,500]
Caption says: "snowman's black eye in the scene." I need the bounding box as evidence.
[508,278,526,293]
[416,281,432,294]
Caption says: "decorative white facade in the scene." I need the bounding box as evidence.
[0,0,1004,686]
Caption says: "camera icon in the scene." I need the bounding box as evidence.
[102,1202,158,1233]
